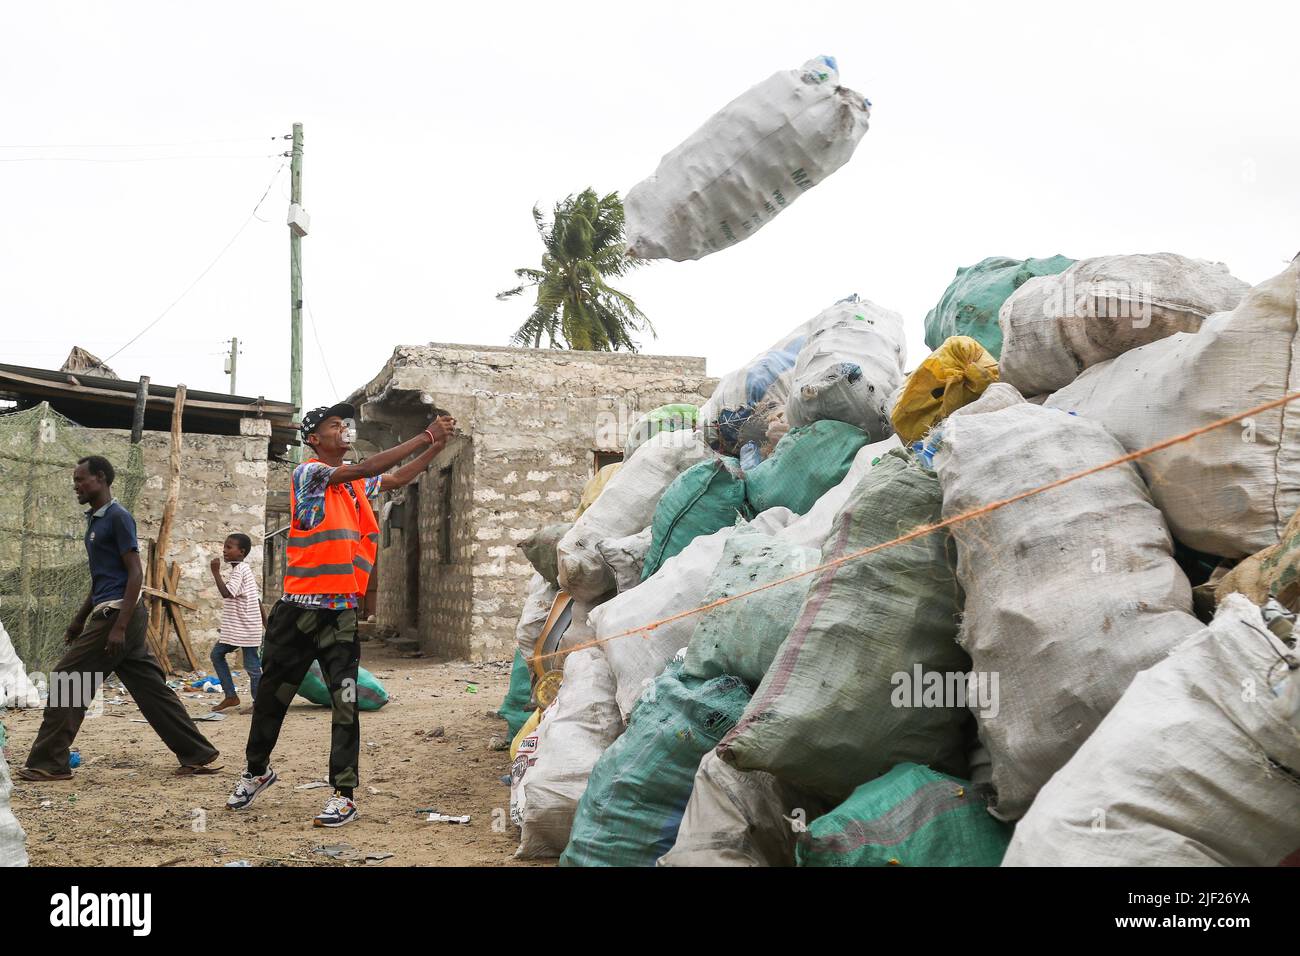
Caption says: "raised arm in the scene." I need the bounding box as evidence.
[382,442,440,490]
[329,416,455,486]
[209,557,233,598]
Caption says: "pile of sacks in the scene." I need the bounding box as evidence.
[503,252,1300,867]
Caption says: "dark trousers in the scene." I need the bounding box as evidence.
[25,604,219,773]
[245,601,360,792]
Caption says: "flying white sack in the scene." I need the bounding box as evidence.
[624,56,871,262]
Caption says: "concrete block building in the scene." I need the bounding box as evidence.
[346,343,715,661]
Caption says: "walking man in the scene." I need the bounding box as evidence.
[18,456,221,781]
[228,402,454,827]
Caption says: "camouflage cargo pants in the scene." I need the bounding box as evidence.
[245,601,360,792]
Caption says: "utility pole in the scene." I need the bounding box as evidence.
[289,121,304,461]
[225,337,239,395]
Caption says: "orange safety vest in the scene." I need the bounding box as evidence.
[283,460,380,596]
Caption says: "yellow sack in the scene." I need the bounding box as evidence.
[576,462,623,518]
[891,336,1000,444]
[510,708,542,761]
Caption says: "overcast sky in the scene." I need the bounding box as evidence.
[2,1,1296,414]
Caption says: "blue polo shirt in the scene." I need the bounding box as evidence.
[84,499,139,606]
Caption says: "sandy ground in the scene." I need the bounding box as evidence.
[3,638,541,867]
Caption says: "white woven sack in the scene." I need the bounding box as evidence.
[1046,257,1300,557]
[558,430,709,600]
[0,620,40,708]
[517,648,623,859]
[624,56,870,262]
[657,751,809,867]
[515,573,558,663]
[1,752,30,866]
[596,527,652,594]
[589,527,735,720]
[786,295,906,438]
[935,393,1202,820]
[1004,594,1300,866]
[1000,252,1249,396]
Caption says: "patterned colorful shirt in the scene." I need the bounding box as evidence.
[281,462,382,610]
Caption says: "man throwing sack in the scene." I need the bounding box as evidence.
[227,402,454,827]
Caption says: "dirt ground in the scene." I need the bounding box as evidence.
[3,638,542,867]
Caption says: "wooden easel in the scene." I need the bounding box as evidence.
[144,547,198,674]
[141,383,199,675]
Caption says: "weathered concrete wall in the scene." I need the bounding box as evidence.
[352,343,716,661]
[373,519,406,642]
[422,438,475,659]
[373,436,474,658]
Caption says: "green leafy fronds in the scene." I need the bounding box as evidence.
[498,189,653,352]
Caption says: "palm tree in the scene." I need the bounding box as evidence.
[498,189,653,351]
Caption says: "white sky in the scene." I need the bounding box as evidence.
[2,0,1297,414]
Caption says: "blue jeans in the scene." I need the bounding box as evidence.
[210,643,262,699]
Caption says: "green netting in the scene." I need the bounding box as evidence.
[0,403,145,670]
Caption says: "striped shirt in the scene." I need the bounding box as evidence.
[281,462,382,611]
[217,561,263,646]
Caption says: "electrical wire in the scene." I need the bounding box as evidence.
[0,154,282,164]
[0,137,281,148]
[101,162,286,364]
[303,286,341,399]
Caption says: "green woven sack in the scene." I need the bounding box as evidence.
[559,661,751,867]
[625,403,699,459]
[744,420,868,516]
[297,660,390,711]
[642,457,749,581]
[923,255,1075,358]
[797,763,1012,867]
[682,526,819,688]
[718,450,969,800]
[497,649,534,741]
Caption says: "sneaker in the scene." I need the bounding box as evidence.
[226,767,277,810]
[313,793,358,828]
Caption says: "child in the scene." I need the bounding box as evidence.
[208,533,266,714]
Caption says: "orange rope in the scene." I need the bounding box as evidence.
[549,388,1300,662]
